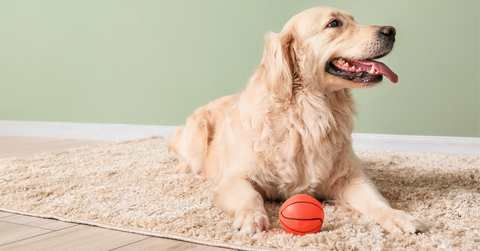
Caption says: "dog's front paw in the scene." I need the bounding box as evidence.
[232,208,270,235]
[378,209,429,234]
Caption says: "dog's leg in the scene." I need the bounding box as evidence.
[213,172,270,235]
[168,126,193,174]
[169,109,212,175]
[336,174,429,234]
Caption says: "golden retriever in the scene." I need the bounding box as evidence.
[168,6,428,235]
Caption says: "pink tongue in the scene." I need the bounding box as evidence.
[349,59,398,83]
[372,61,398,83]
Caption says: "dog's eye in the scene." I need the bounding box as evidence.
[327,19,341,28]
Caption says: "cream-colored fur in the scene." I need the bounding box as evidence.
[168,6,429,235]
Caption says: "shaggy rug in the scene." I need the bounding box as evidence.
[0,136,478,250]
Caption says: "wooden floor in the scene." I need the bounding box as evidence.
[0,136,234,251]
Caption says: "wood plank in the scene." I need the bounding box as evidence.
[111,237,233,251]
[1,215,76,231]
[0,136,55,146]
[0,136,111,158]
[0,212,13,218]
[0,225,148,251]
[0,221,53,246]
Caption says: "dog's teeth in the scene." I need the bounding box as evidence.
[375,71,379,74]
[358,68,363,71]
[369,66,376,74]
[352,66,356,70]
[344,62,349,67]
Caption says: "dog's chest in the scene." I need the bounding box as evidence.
[250,127,347,200]
[245,90,355,199]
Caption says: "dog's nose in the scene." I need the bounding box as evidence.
[379,26,396,42]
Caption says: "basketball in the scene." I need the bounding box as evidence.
[279,194,324,235]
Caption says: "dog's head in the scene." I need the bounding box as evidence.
[258,7,398,100]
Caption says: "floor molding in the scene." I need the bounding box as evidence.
[351,133,478,155]
[0,120,478,155]
[0,120,177,142]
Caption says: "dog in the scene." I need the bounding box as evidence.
[168,6,428,235]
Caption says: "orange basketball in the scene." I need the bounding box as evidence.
[279,194,324,236]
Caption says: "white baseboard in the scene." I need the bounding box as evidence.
[0,120,177,142]
[0,120,478,155]
[351,133,479,155]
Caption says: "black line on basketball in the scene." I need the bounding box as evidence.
[281,201,324,212]
[280,201,324,222]
[279,217,322,233]
[280,211,324,223]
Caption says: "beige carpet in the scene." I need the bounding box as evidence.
[0,136,478,250]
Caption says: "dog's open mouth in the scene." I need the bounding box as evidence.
[326,58,398,84]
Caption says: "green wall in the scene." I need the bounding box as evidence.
[0,0,478,137]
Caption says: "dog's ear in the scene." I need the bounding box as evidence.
[258,32,296,103]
